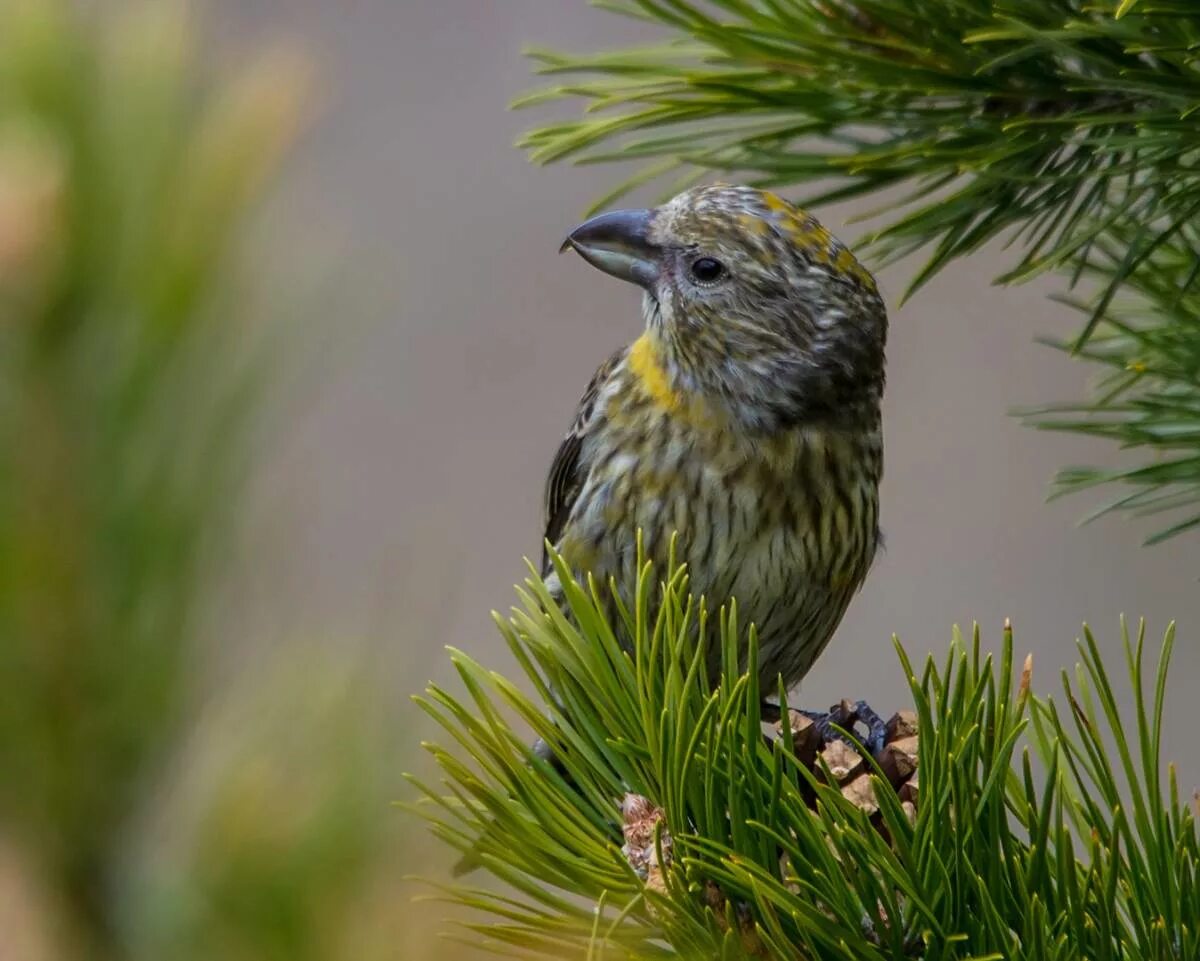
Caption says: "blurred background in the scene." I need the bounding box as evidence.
[1,1,1198,958]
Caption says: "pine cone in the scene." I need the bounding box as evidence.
[620,793,672,897]
[778,705,920,833]
[620,795,771,956]
[620,703,921,956]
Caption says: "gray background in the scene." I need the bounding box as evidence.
[213,0,1200,902]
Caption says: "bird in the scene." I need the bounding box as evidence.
[546,183,887,734]
[452,183,888,877]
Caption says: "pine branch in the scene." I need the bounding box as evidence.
[413,549,1199,959]
[0,2,308,951]
[1023,226,1200,545]
[517,0,1200,542]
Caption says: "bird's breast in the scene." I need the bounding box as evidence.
[570,390,880,607]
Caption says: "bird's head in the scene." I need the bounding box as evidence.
[562,183,887,431]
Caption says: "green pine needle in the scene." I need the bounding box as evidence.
[412,550,1199,959]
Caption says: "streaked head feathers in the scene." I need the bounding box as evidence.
[563,183,887,431]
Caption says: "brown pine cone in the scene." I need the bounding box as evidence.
[620,705,921,956]
[778,706,920,831]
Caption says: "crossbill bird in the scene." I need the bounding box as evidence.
[453,184,888,876]
[548,183,887,725]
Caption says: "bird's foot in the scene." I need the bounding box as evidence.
[759,698,888,755]
[802,699,889,755]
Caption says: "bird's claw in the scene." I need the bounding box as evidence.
[759,698,889,754]
[798,699,889,755]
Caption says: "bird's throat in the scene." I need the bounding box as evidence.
[627,333,720,430]
[627,334,678,408]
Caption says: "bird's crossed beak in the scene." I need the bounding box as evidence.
[560,208,659,290]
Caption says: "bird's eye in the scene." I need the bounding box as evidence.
[689,257,726,285]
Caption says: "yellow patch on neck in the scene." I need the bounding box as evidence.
[627,334,720,429]
[628,334,680,410]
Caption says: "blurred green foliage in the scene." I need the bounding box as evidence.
[119,643,399,961]
[0,2,412,959]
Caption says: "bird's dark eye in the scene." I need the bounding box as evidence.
[689,257,726,284]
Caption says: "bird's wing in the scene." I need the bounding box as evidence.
[542,347,625,572]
